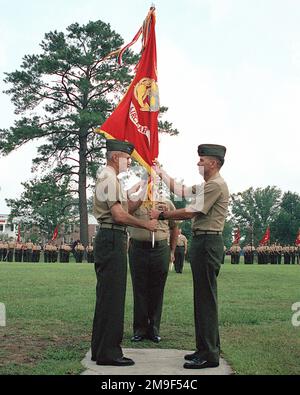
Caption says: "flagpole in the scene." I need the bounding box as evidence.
[151,164,155,248]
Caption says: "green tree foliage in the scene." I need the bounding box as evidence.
[1,20,178,245]
[271,192,300,244]
[230,186,282,246]
[223,220,234,249]
[6,175,77,241]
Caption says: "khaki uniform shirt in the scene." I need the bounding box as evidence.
[15,243,23,250]
[93,166,128,224]
[189,173,229,232]
[8,241,16,249]
[177,234,187,247]
[129,199,176,242]
[230,245,241,253]
[75,244,85,251]
[26,242,33,250]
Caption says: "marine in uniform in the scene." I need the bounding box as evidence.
[151,144,229,369]
[230,244,241,264]
[75,242,85,263]
[91,139,157,367]
[283,245,290,264]
[64,244,72,263]
[14,241,23,262]
[32,243,37,262]
[275,244,282,264]
[1,241,8,262]
[86,244,94,263]
[296,245,300,264]
[59,243,64,263]
[243,244,255,264]
[129,197,178,343]
[174,229,188,273]
[26,240,33,262]
[52,243,58,263]
[43,242,51,263]
[35,244,41,263]
[290,245,296,264]
[0,240,3,261]
[7,239,16,262]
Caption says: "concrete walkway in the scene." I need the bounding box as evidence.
[81,348,233,375]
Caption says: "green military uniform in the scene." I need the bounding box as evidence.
[91,139,134,364]
[43,243,51,263]
[61,244,71,263]
[75,242,85,263]
[230,244,241,264]
[7,240,16,262]
[0,241,4,261]
[14,242,23,262]
[243,245,255,264]
[32,244,37,262]
[296,245,300,264]
[187,144,229,365]
[275,244,282,264]
[174,232,188,273]
[283,246,290,264]
[35,244,41,263]
[290,246,296,264]
[86,244,94,263]
[269,244,276,264]
[1,241,8,262]
[129,199,177,341]
[25,241,33,262]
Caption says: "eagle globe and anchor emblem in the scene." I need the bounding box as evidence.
[134,77,160,112]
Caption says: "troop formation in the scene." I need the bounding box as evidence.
[229,243,300,264]
[0,239,94,263]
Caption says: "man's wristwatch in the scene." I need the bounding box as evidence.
[158,211,165,220]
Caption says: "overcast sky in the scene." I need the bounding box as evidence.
[1,0,300,214]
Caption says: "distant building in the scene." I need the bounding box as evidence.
[0,213,98,245]
[0,214,18,240]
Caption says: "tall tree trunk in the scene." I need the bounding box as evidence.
[78,133,89,247]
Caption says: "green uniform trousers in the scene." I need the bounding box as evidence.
[129,239,169,338]
[174,246,185,273]
[190,234,223,363]
[91,228,128,362]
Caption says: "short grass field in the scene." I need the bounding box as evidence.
[0,258,300,375]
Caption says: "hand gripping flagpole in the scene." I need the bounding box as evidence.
[151,163,155,248]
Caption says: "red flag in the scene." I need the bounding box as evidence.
[96,7,159,173]
[51,226,59,241]
[259,227,270,245]
[295,229,300,246]
[233,228,241,244]
[17,224,21,242]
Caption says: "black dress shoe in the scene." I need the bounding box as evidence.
[97,357,135,366]
[149,335,161,343]
[131,335,144,342]
[184,351,200,361]
[183,358,219,369]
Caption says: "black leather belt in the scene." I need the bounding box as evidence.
[193,230,221,236]
[130,239,168,249]
[99,222,128,233]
